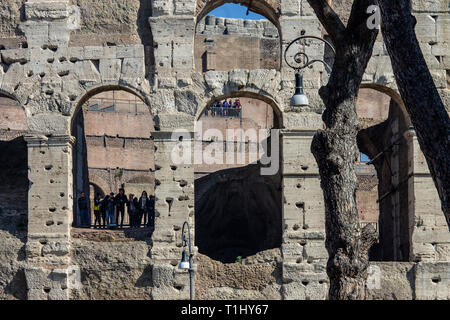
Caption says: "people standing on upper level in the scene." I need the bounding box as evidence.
[78,192,89,228]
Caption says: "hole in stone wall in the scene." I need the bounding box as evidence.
[302,280,309,286]
[47,58,54,63]
[46,220,54,226]
[170,165,177,171]
[60,192,65,197]
[166,197,174,214]
[43,287,51,293]
[49,207,56,213]
[295,202,305,210]
[432,277,441,283]
[45,165,53,171]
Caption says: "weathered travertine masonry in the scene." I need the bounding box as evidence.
[0,0,449,300]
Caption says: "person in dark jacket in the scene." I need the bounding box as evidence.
[127,194,139,228]
[115,188,128,228]
[138,191,150,227]
[78,192,89,227]
[93,193,102,228]
[106,192,115,227]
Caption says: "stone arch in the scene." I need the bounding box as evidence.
[70,84,152,134]
[71,86,155,228]
[88,173,110,196]
[194,89,283,263]
[195,0,283,71]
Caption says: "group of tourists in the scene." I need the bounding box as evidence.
[77,189,155,229]
[204,99,242,117]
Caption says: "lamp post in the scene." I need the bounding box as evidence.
[178,221,194,300]
[284,35,335,107]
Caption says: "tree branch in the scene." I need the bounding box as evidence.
[306,0,346,45]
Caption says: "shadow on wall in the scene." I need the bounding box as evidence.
[195,162,282,263]
[0,136,28,300]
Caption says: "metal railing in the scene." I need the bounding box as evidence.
[77,207,154,229]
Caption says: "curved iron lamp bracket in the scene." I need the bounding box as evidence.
[284,35,336,74]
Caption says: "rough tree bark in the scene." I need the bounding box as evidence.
[377,0,450,230]
[306,0,379,299]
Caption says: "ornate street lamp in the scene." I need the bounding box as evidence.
[178,221,194,300]
[284,35,336,107]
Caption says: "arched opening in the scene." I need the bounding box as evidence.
[194,2,282,72]
[0,94,28,300]
[194,95,282,263]
[71,88,155,229]
[355,87,413,261]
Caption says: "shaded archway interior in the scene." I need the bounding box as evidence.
[71,89,155,227]
[356,87,413,261]
[195,1,282,71]
[194,95,282,263]
[0,95,29,234]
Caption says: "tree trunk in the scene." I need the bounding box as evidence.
[307,0,379,299]
[377,0,450,229]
